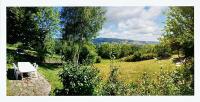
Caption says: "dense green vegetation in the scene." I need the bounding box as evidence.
[7,7,60,62]
[7,7,194,96]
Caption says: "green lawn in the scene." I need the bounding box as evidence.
[37,64,63,95]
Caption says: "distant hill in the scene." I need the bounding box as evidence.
[92,38,159,45]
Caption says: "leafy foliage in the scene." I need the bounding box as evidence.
[97,43,139,59]
[61,7,106,64]
[95,56,101,63]
[129,66,194,95]
[162,7,194,58]
[55,62,100,95]
[121,51,156,62]
[7,53,15,64]
[95,55,128,95]
[154,44,171,58]
[62,43,98,64]
[97,67,128,95]
[161,7,194,93]
[7,7,60,62]
[79,44,98,64]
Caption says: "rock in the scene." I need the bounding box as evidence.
[8,72,51,96]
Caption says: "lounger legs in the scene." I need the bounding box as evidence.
[35,71,38,79]
[21,73,23,80]
[15,73,18,80]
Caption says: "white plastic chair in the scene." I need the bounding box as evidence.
[13,63,20,80]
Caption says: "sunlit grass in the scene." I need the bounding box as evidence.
[94,59,177,83]
[38,65,63,95]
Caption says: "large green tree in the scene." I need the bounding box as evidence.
[7,7,39,47]
[161,7,194,93]
[7,7,60,62]
[162,7,194,58]
[61,7,106,64]
[34,8,60,61]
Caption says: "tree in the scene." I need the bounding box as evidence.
[162,7,194,58]
[61,7,106,64]
[162,7,194,93]
[7,7,40,47]
[7,7,60,62]
[34,8,60,62]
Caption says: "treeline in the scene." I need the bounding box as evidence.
[53,41,172,63]
[96,43,171,62]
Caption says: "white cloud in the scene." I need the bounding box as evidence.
[99,6,168,41]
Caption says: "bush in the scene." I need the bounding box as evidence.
[129,66,194,95]
[97,43,139,59]
[79,44,98,64]
[96,66,128,95]
[62,43,75,61]
[140,53,157,60]
[122,52,156,62]
[62,43,98,64]
[155,44,171,59]
[97,43,121,59]
[54,62,100,95]
[54,39,62,54]
[7,53,14,64]
[170,59,194,95]
[96,56,101,63]
[120,44,138,58]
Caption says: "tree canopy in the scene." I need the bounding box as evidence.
[161,7,194,58]
[61,7,106,64]
[7,7,60,61]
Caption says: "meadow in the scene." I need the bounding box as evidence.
[94,59,177,83]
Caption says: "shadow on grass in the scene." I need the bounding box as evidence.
[39,63,63,70]
[7,68,22,80]
[7,49,39,63]
[172,57,185,63]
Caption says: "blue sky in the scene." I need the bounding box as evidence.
[98,6,168,42]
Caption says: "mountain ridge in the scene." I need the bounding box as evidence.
[92,37,159,45]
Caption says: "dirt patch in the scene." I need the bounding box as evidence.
[7,72,51,96]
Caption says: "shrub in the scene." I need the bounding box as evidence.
[54,39,62,54]
[130,72,156,95]
[170,59,194,95]
[62,43,75,61]
[129,67,194,95]
[97,43,121,59]
[120,44,138,58]
[96,66,128,95]
[97,43,112,59]
[155,44,171,59]
[140,53,157,60]
[96,56,101,63]
[95,54,129,95]
[80,44,98,64]
[122,52,156,62]
[7,53,14,64]
[97,43,139,59]
[54,62,100,95]
[62,43,98,64]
